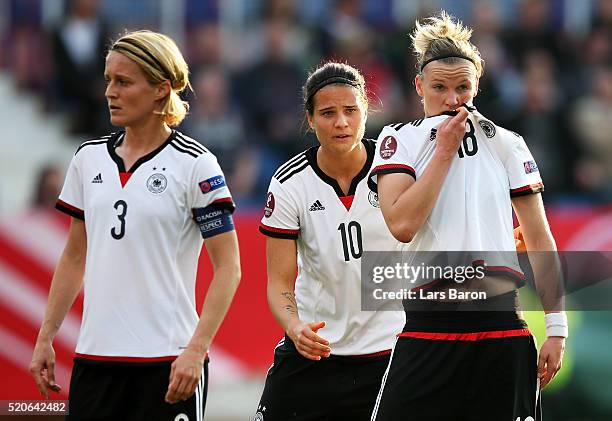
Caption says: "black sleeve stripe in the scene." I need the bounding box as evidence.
[75,140,109,155]
[371,166,416,179]
[277,161,310,184]
[273,153,307,178]
[393,122,408,130]
[259,226,299,239]
[55,201,84,220]
[169,141,200,158]
[510,183,545,198]
[176,133,208,154]
[172,137,206,156]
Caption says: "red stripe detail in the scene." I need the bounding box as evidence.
[372,164,415,174]
[74,353,178,362]
[349,349,392,358]
[56,199,84,217]
[119,172,132,188]
[339,195,354,211]
[212,197,234,206]
[259,223,299,235]
[398,328,532,341]
[510,183,544,193]
[484,265,526,280]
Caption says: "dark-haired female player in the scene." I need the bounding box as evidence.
[253,62,404,421]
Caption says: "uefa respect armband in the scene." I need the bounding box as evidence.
[193,204,235,238]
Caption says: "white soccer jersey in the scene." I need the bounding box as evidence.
[259,139,405,355]
[56,130,234,360]
[368,108,544,285]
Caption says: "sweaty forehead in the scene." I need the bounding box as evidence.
[423,61,477,82]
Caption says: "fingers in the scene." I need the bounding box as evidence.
[166,364,200,404]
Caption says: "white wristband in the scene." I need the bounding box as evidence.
[545,312,568,338]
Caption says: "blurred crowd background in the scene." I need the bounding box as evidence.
[0,0,611,420]
[1,0,611,210]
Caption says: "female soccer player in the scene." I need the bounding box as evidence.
[29,30,241,420]
[254,62,405,420]
[369,12,566,421]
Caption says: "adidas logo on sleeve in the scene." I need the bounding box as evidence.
[91,173,103,183]
[308,200,325,211]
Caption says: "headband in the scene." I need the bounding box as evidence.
[306,76,361,104]
[112,39,173,81]
[420,54,476,72]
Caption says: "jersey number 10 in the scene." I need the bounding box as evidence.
[338,222,363,261]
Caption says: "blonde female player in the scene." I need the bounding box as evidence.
[254,62,404,421]
[369,12,566,421]
[30,30,241,421]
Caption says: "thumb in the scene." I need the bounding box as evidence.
[453,107,469,123]
[310,321,326,332]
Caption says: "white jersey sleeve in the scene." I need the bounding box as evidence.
[496,130,545,197]
[259,177,300,240]
[368,124,418,192]
[188,154,234,211]
[57,150,85,220]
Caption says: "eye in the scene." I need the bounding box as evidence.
[459,85,470,91]
[346,107,357,113]
[321,110,334,116]
[433,84,445,91]
[118,79,129,86]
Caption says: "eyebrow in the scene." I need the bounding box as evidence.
[317,104,358,112]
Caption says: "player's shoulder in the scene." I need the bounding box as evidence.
[471,111,524,144]
[74,132,115,156]
[169,131,212,160]
[271,149,311,185]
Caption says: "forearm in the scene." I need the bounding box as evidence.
[186,263,241,355]
[37,253,85,342]
[267,277,301,336]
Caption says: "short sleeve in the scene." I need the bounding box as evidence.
[368,126,417,193]
[259,177,300,239]
[502,133,545,197]
[56,153,85,220]
[189,154,235,211]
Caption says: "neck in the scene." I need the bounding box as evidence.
[123,119,172,152]
[317,141,367,180]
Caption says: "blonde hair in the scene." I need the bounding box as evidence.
[109,30,192,126]
[411,11,484,78]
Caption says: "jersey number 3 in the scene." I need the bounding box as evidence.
[111,200,127,240]
[338,221,363,261]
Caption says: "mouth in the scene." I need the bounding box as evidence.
[109,105,121,112]
[334,134,352,140]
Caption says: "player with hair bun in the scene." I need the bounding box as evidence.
[369,12,566,420]
[30,30,241,420]
[253,61,404,421]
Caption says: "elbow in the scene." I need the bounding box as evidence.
[388,221,416,243]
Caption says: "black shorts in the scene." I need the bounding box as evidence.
[372,309,541,421]
[253,335,391,421]
[66,357,208,421]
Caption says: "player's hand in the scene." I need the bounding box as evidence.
[288,320,331,361]
[434,107,469,161]
[165,347,205,404]
[29,340,62,399]
[514,226,526,253]
[538,336,565,389]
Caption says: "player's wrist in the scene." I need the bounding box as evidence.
[545,312,568,338]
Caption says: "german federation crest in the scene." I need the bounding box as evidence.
[368,191,380,208]
[147,173,168,194]
[478,120,496,138]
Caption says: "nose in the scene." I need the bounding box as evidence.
[445,92,461,109]
[334,113,349,128]
[105,81,116,99]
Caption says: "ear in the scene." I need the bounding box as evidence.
[155,80,171,101]
[415,74,424,98]
[306,112,315,131]
[472,77,480,98]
